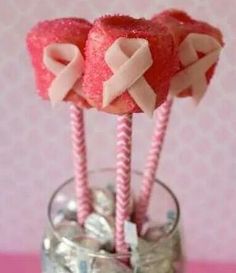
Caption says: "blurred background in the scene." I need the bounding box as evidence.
[0,0,235,272]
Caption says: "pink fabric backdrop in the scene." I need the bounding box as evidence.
[0,0,235,263]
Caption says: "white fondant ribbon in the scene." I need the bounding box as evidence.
[170,33,222,103]
[43,43,84,106]
[103,38,156,117]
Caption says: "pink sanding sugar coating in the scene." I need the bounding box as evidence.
[26,18,92,108]
[82,15,178,115]
[152,9,224,98]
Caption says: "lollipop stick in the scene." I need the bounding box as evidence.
[70,104,91,225]
[135,98,173,233]
[115,114,133,254]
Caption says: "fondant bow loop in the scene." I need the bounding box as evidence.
[170,33,222,103]
[103,38,156,117]
[43,43,84,106]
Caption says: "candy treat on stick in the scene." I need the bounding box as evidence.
[26,18,93,225]
[26,18,92,107]
[83,15,178,254]
[82,15,178,116]
[135,9,224,233]
[153,9,224,101]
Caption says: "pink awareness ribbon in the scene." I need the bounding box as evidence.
[103,38,156,117]
[170,33,222,103]
[43,43,84,106]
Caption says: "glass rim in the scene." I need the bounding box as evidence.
[47,168,180,259]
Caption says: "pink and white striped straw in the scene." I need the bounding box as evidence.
[135,98,173,233]
[115,114,133,254]
[70,104,91,225]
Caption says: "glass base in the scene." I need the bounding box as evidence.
[42,171,184,273]
[41,212,183,273]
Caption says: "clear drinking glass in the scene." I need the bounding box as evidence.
[42,169,184,273]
